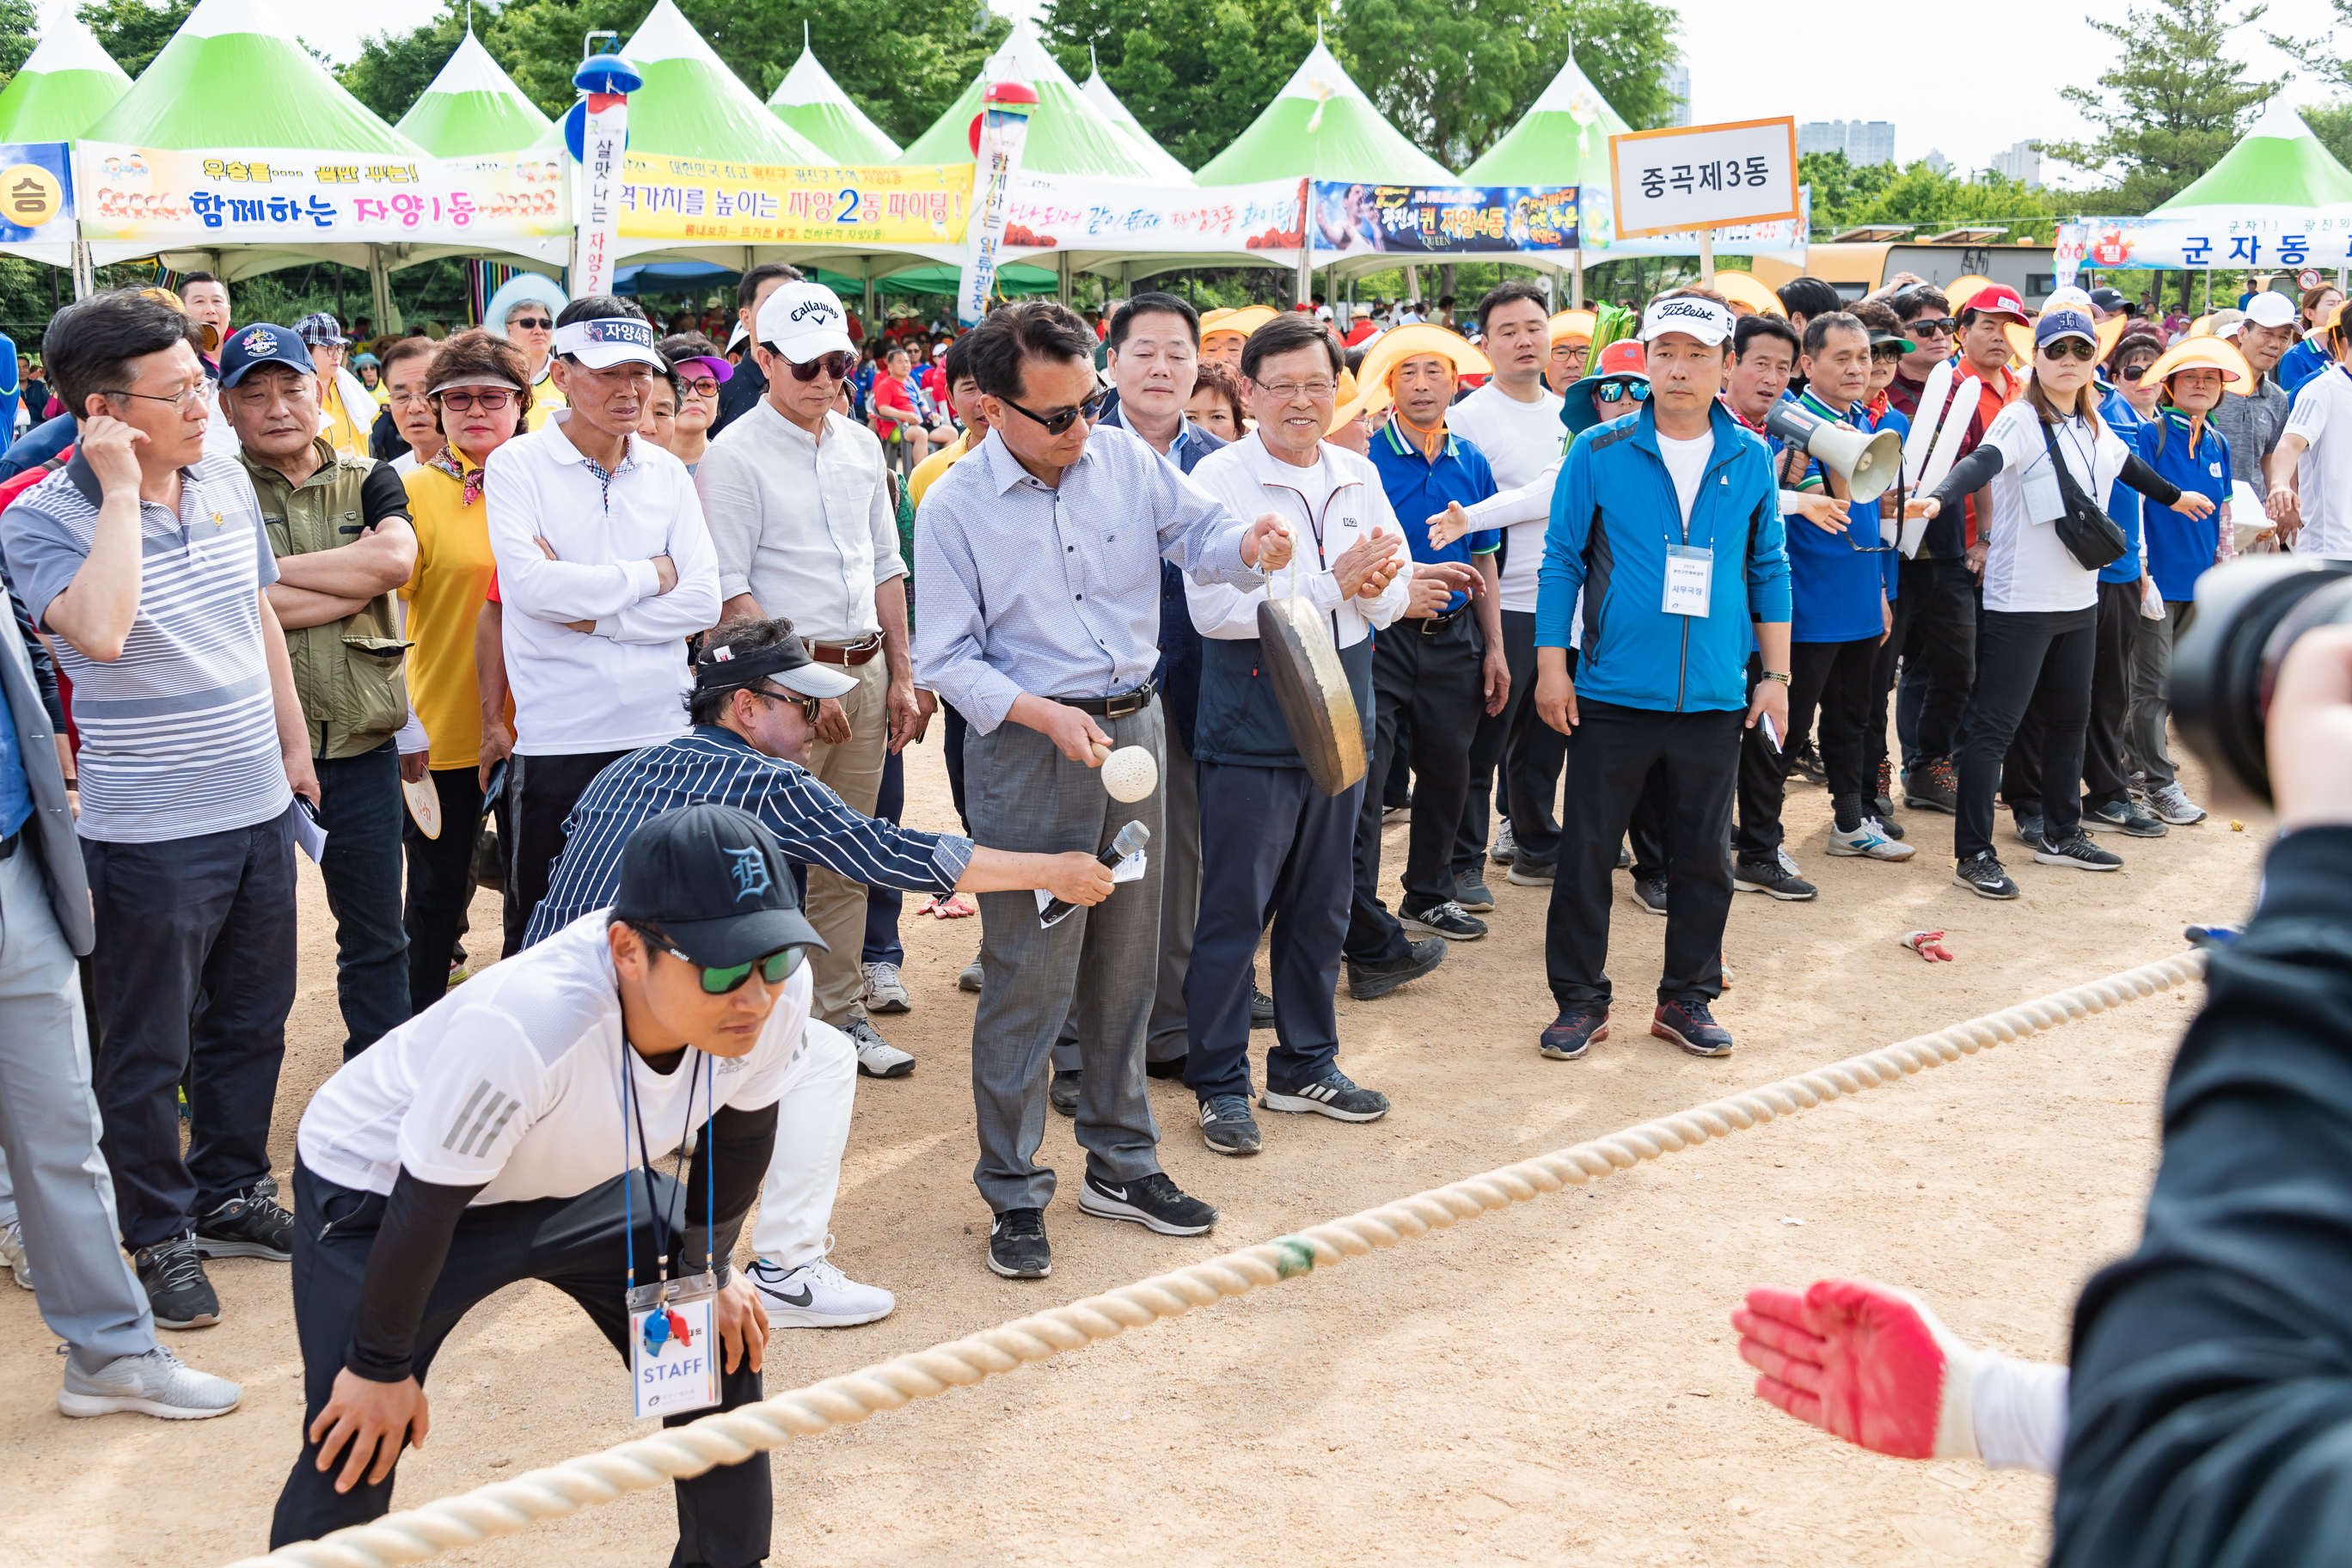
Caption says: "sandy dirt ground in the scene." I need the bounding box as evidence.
[0,735,2266,1568]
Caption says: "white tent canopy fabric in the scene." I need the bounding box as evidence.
[1079,50,1193,185]
[766,27,902,164]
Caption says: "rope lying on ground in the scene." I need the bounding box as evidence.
[230,948,2207,1568]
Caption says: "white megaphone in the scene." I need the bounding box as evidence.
[1765,400,1905,504]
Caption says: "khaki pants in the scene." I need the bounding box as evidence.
[804,651,890,1026]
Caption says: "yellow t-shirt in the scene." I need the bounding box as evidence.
[321,379,369,458]
[524,360,568,431]
[399,453,506,773]
[908,427,984,508]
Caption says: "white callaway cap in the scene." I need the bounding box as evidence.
[757,280,854,363]
[1639,294,1735,346]
[552,315,665,371]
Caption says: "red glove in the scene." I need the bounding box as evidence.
[1902,929,1956,962]
[1732,1278,1984,1461]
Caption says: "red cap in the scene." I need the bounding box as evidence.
[1595,339,1647,379]
[1965,285,2029,325]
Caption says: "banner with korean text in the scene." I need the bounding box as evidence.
[2054,214,2352,290]
[616,156,971,247]
[1306,181,1577,255]
[0,141,75,265]
[73,142,567,250]
[994,173,1303,254]
[1583,183,1810,260]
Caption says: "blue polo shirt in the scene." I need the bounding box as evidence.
[1367,416,1500,613]
[2097,386,2147,586]
[2136,411,2232,602]
[1785,391,1899,644]
[2279,337,2331,398]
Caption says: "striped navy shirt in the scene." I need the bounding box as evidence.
[0,448,290,843]
[523,725,973,948]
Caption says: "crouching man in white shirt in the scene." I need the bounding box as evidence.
[268,805,816,1568]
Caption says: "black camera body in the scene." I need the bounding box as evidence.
[2172,554,2352,807]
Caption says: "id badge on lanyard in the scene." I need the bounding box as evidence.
[1663,543,1713,617]
[620,1045,721,1421]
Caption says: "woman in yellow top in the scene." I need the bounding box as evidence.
[484,272,570,429]
[397,328,531,1011]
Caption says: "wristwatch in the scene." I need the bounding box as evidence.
[1761,671,1792,685]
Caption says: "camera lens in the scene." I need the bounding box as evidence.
[2172,555,2352,806]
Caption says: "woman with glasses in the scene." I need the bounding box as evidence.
[482,273,568,428]
[396,330,531,1013]
[656,332,730,473]
[1912,309,2211,900]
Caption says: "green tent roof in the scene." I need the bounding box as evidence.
[537,0,829,164]
[395,28,551,157]
[1079,50,1191,183]
[2155,97,2352,217]
[1458,52,1630,187]
[83,0,420,152]
[0,10,131,142]
[813,260,1057,297]
[767,27,900,165]
[897,19,1182,180]
[1192,34,1452,187]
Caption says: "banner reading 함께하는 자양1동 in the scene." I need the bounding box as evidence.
[73,142,568,248]
[617,156,973,245]
[1306,181,1577,255]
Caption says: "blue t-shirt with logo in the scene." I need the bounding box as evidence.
[2136,412,2231,603]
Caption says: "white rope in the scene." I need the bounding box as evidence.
[228,948,2207,1568]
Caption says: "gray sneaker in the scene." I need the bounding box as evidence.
[958,949,983,992]
[58,1346,242,1420]
[1453,873,1495,913]
[2083,798,2168,837]
[2148,781,2208,825]
[846,1019,915,1079]
[0,1218,30,1290]
[1197,1094,1262,1155]
[1489,820,1516,865]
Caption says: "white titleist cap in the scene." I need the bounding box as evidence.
[1639,295,1735,347]
[552,315,664,371]
[757,281,854,364]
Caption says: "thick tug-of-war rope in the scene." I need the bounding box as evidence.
[230,948,2207,1568]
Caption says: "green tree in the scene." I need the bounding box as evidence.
[2041,0,2279,212]
[77,0,198,77]
[1044,0,1323,170]
[340,0,474,123]
[0,0,38,89]
[1800,150,2085,240]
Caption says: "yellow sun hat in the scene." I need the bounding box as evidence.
[2143,334,2254,396]
[1355,323,1492,396]
[1199,304,1280,342]
[1549,308,1597,343]
[1712,271,1784,318]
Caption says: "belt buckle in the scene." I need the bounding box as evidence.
[1103,680,1151,720]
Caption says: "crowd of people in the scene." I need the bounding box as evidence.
[0,248,2336,1565]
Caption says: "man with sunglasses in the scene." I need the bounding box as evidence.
[270,804,817,1568]
[698,281,922,1082]
[523,617,1112,1326]
[914,301,1294,1280]
[486,297,722,959]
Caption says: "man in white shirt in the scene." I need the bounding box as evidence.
[2268,302,2352,554]
[1443,282,1565,888]
[696,282,921,1079]
[269,805,812,1567]
[1183,313,1411,1155]
[485,297,722,955]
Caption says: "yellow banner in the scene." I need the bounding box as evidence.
[618,156,971,245]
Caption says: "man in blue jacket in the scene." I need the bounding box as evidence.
[1531,289,1792,1063]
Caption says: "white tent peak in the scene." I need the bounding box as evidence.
[624,0,729,68]
[1524,50,1617,122]
[178,0,291,42]
[19,6,128,77]
[1275,38,1368,105]
[427,27,524,98]
[768,33,853,107]
[2245,95,2314,143]
[983,16,1082,93]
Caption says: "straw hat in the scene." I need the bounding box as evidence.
[2143,334,2253,397]
[1549,308,1596,343]
[1325,365,1393,435]
[1200,304,1279,341]
[1712,271,1784,318]
[1353,324,1491,396]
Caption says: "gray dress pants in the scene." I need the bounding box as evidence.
[2127,597,2196,788]
[966,704,1167,1215]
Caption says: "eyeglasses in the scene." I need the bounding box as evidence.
[999,389,1109,435]
[1904,318,1957,337]
[389,389,434,408]
[2118,364,2152,382]
[102,382,209,411]
[2040,338,2098,363]
[749,687,822,725]
[677,376,720,397]
[438,388,517,412]
[1595,380,1651,405]
[508,315,554,331]
[630,922,805,995]
[787,352,855,383]
[1254,378,1338,402]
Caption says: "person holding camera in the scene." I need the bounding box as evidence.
[1912,309,2210,900]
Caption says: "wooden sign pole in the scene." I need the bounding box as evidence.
[1699,226,1716,288]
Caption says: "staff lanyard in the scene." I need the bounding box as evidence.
[619,1039,714,1298]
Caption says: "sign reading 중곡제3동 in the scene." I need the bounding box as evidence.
[1607,118,1799,242]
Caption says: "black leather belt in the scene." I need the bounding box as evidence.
[0,828,19,861]
[1414,603,1470,634]
[1055,680,1156,719]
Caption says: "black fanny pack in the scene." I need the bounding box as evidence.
[2041,415,2128,573]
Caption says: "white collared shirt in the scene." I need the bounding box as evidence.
[695,400,904,643]
[484,410,723,756]
[1184,433,1412,646]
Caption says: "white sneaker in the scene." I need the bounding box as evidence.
[750,1243,896,1327]
[1826,818,1916,861]
[2148,781,2208,825]
[58,1346,242,1419]
[861,960,912,1014]
[845,1018,915,1079]
[0,1218,30,1289]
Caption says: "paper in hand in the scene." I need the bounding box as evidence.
[1035,849,1146,927]
[291,798,328,863]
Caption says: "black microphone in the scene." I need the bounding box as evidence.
[1040,819,1150,925]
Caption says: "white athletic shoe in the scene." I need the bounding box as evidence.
[750,1242,896,1327]
[58,1346,242,1420]
[2148,782,2208,825]
[0,1218,30,1289]
[845,1019,915,1079]
[1826,819,1916,861]
[861,960,912,1014]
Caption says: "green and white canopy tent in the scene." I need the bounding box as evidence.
[395,26,552,158]
[1078,48,1192,186]
[0,7,131,142]
[766,26,900,166]
[1191,33,1453,187]
[2153,96,2352,222]
[1453,51,1635,291]
[897,19,1179,181]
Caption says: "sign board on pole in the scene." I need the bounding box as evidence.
[1607,117,1798,242]
[574,92,628,298]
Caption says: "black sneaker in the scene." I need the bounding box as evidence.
[1733,861,1818,900]
[987,1208,1050,1278]
[2035,831,2123,872]
[1539,1010,1609,1061]
[1400,900,1487,940]
[1198,1094,1262,1155]
[1453,874,1496,913]
[1261,1069,1391,1122]
[1048,1068,1081,1117]
[1904,757,1959,815]
[1347,936,1446,1000]
[1651,999,1735,1057]
[1616,842,1632,870]
[1954,852,2021,900]
[193,1174,293,1261]
[1789,743,1827,787]
[2013,812,2045,850]
[1632,876,1669,916]
[1506,853,1555,886]
[1077,1171,1216,1235]
[1144,1055,1189,1079]
[134,1238,220,1329]
[1871,812,1905,841]
[1249,987,1276,1029]
[2083,799,2168,837]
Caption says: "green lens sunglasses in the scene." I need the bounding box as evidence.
[632,922,805,994]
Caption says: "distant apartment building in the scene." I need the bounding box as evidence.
[1798,119,1896,167]
[1662,63,1690,127]
[1992,140,2043,188]
[1922,148,1952,176]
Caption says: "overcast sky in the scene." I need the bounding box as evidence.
[299,0,2352,178]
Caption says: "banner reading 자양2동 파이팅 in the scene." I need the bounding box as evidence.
[617,156,971,245]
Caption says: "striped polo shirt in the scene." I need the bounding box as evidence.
[0,447,289,842]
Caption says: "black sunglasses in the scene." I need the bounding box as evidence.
[629,922,805,995]
[2041,338,2099,363]
[999,388,1109,435]
[507,315,554,331]
[1595,379,1651,405]
[749,686,822,724]
[1905,317,1957,336]
[786,352,855,383]
[2118,364,2152,382]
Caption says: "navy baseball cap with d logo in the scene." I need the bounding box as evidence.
[611,804,825,967]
